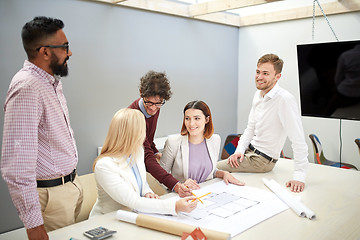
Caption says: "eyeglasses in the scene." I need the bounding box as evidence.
[36,43,69,54]
[143,99,166,107]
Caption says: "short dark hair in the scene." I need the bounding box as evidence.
[139,71,172,101]
[181,100,214,139]
[22,16,64,60]
[257,53,284,74]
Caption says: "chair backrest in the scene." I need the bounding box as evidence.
[76,173,98,222]
[146,172,168,196]
[356,138,360,150]
[221,134,241,160]
[280,150,292,159]
[309,134,326,164]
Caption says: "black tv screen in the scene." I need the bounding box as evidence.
[297,40,360,121]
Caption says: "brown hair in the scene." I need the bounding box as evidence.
[180,100,214,139]
[257,53,284,74]
[139,71,172,100]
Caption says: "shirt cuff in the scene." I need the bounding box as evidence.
[235,146,246,154]
[213,169,218,178]
[171,181,180,192]
[21,206,44,229]
[293,170,306,183]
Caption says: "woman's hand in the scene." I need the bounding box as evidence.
[175,196,198,213]
[144,192,159,199]
[219,170,245,186]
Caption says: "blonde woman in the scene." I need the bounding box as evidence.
[90,108,197,217]
[160,101,245,197]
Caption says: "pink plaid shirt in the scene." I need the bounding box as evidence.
[1,60,78,229]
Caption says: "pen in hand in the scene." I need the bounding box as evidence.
[191,192,204,204]
[190,192,211,203]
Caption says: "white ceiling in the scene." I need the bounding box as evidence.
[87,0,360,27]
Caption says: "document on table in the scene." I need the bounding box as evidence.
[145,181,289,237]
[263,178,316,219]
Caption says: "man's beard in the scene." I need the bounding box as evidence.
[50,54,69,77]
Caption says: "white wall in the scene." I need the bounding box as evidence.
[237,12,360,168]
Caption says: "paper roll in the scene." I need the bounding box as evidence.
[263,178,316,220]
[115,210,137,224]
[135,213,230,240]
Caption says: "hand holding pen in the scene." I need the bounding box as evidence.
[174,178,200,197]
[175,196,198,213]
[191,192,212,203]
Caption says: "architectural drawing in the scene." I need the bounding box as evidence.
[146,181,289,237]
[182,192,260,220]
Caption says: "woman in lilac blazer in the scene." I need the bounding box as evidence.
[160,101,244,196]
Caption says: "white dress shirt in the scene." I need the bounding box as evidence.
[236,83,308,182]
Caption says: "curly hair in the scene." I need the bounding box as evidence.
[139,71,172,100]
[22,16,64,60]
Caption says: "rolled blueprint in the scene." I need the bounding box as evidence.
[116,210,230,240]
[115,209,137,224]
[262,178,316,220]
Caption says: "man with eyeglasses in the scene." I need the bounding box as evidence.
[129,71,199,197]
[1,16,83,240]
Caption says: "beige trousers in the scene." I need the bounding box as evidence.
[216,149,276,173]
[37,175,83,232]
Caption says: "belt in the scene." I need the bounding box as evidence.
[249,144,278,163]
[37,169,77,188]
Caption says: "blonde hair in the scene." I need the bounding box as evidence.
[93,108,146,170]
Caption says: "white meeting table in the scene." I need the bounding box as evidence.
[2,158,360,240]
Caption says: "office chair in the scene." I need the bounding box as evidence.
[220,134,291,160]
[76,173,98,222]
[309,134,358,170]
[146,172,168,196]
[280,150,292,159]
[356,138,360,151]
[220,134,241,160]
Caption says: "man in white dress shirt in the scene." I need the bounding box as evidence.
[217,53,308,193]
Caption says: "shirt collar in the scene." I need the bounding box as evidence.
[264,83,280,99]
[139,98,151,118]
[24,60,59,86]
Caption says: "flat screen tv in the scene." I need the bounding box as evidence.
[297,40,360,121]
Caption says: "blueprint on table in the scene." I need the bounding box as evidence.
[145,181,289,237]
